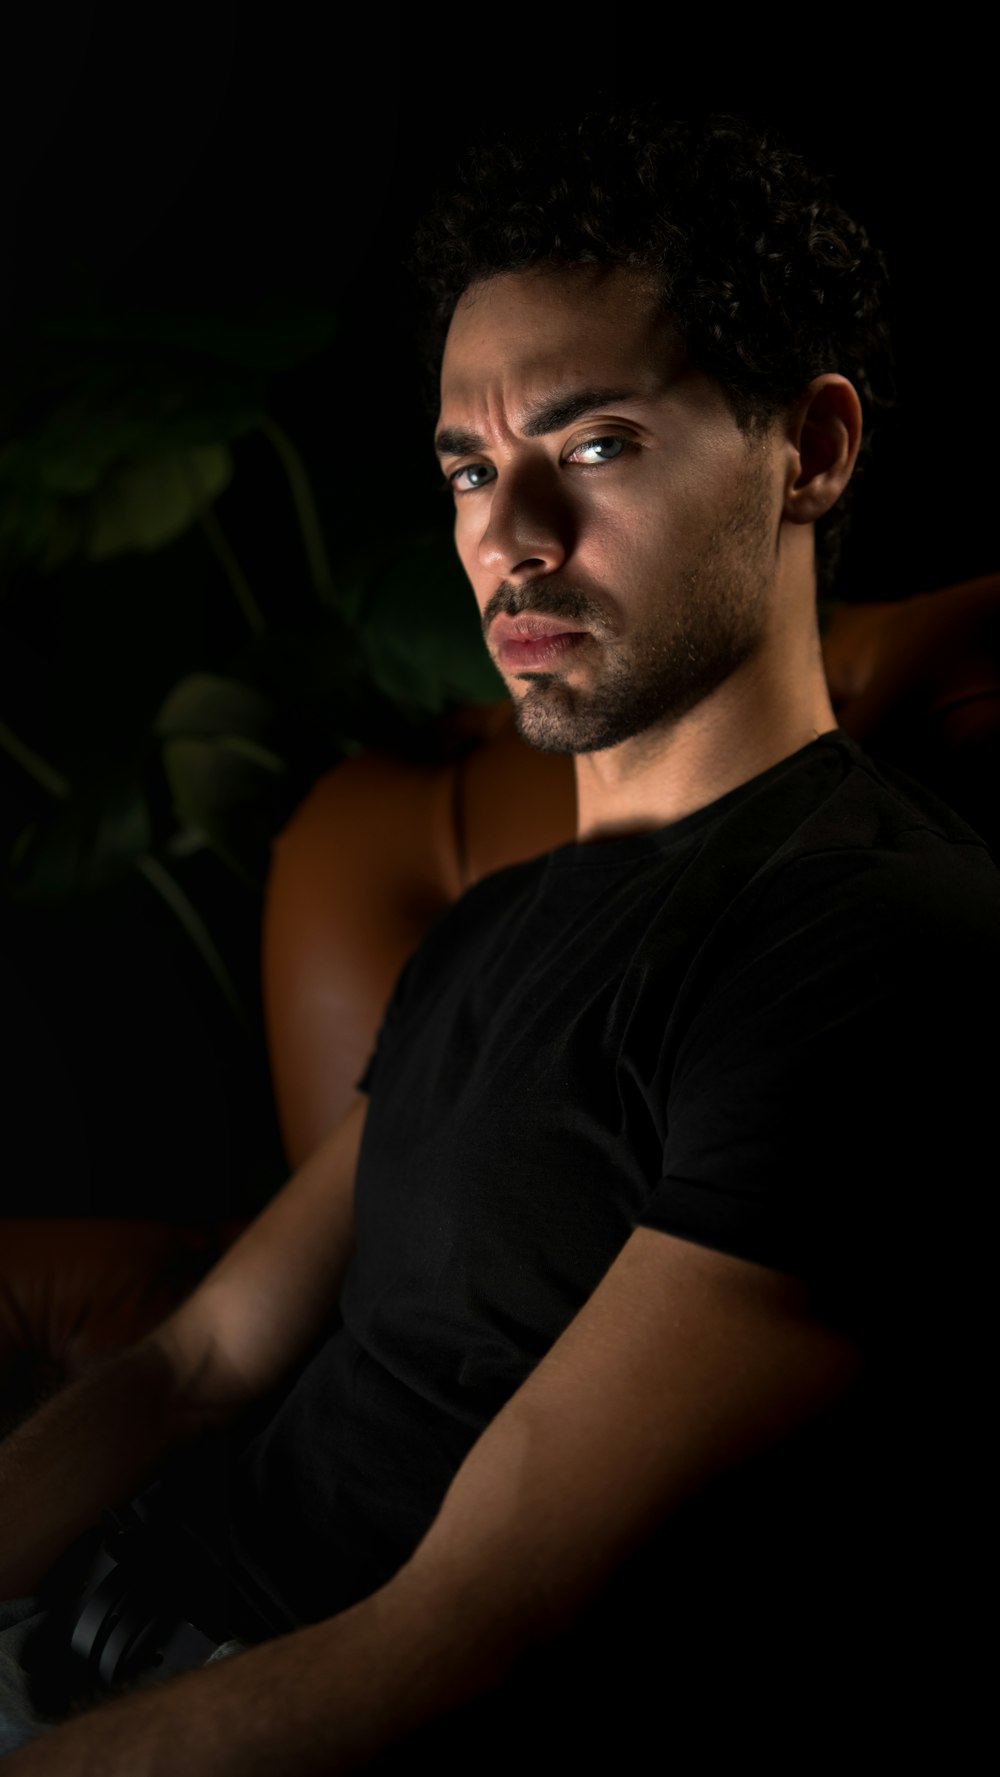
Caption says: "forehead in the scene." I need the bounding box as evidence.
[439,264,687,424]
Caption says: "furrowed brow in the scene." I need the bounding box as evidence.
[434,387,640,459]
[521,387,638,437]
[434,424,485,459]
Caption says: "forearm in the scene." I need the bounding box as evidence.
[0,1561,505,1777]
[0,1392,644,1777]
[0,1335,218,1597]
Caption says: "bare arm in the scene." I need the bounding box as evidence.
[0,1096,367,1599]
[4,1222,862,1774]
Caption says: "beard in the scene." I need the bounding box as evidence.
[482,458,775,757]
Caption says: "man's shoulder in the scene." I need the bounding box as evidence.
[605,730,1000,982]
[784,731,994,860]
[637,732,1000,1049]
[755,733,1000,935]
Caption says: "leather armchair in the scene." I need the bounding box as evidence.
[2,573,998,1431]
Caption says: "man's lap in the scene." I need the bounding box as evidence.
[0,1590,246,1756]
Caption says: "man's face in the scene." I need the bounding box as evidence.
[436,264,784,756]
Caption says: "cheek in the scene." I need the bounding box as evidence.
[590,492,679,584]
[453,527,491,617]
[453,517,478,579]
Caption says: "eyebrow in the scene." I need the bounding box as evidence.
[434,387,641,459]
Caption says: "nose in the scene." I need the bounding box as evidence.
[475,466,572,581]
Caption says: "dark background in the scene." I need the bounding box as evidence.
[5,7,995,595]
[2,6,995,1220]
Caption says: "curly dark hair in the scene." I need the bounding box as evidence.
[409,108,895,596]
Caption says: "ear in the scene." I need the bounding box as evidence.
[782,375,863,525]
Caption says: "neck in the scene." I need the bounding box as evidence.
[573,616,837,842]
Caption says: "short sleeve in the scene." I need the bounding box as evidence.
[642,838,1000,1335]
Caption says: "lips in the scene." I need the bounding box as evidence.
[490,611,591,672]
[491,613,588,643]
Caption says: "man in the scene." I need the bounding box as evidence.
[1,109,996,1772]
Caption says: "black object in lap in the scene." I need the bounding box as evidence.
[67,1495,232,1688]
[22,1438,273,1718]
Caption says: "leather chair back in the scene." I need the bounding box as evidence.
[262,707,577,1168]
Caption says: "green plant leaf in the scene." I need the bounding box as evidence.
[160,736,284,887]
[84,444,234,560]
[154,672,276,742]
[348,530,505,715]
[160,735,285,821]
[8,368,261,488]
[154,674,285,886]
[8,779,153,901]
[0,339,265,570]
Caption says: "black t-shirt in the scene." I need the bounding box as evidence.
[227,731,998,1744]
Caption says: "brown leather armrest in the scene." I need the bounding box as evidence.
[823,573,1000,846]
[262,749,468,1169]
[0,1218,246,1433]
[822,572,1000,743]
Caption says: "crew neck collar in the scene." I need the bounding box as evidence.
[545,730,854,870]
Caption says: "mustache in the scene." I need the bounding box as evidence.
[482,579,611,635]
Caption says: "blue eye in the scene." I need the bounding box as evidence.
[450,462,496,493]
[570,437,627,464]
